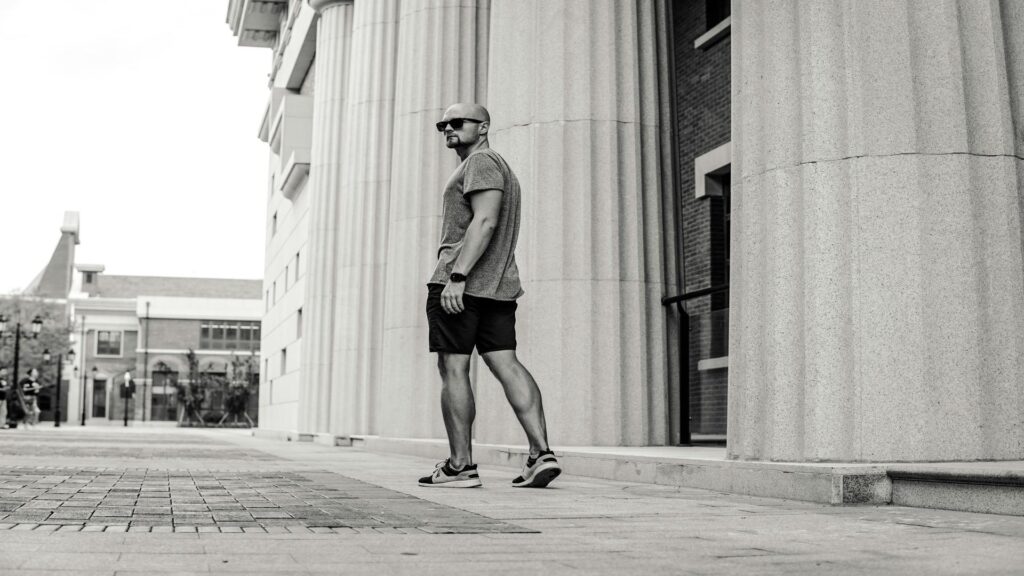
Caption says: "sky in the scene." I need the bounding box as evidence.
[0,0,272,293]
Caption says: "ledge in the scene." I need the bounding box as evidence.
[694,16,731,50]
[279,149,311,201]
[698,356,729,371]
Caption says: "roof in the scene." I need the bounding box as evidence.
[92,276,262,300]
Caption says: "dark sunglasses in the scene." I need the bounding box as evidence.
[435,118,484,132]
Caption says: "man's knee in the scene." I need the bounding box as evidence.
[437,353,471,379]
[481,350,519,376]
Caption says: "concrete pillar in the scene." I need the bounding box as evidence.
[482,0,677,446]
[728,0,1024,461]
[378,0,491,439]
[299,0,354,434]
[327,0,400,436]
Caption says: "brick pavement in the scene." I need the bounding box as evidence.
[0,427,1023,575]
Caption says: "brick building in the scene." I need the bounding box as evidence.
[71,269,263,426]
[3,212,265,426]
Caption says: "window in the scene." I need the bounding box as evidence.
[295,251,300,282]
[199,321,262,350]
[272,212,278,236]
[273,281,277,304]
[706,0,729,29]
[84,272,95,284]
[280,347,288,376]
[285,265,290,290]
[96,331,122,356]
[265,289,270,312]
[296,308,303,339]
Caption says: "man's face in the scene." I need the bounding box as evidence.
[438,107,487,149]
[29,369,38,380]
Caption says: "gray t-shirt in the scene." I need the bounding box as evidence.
[428,148,523,300]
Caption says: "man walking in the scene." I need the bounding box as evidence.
[420,103,561,489]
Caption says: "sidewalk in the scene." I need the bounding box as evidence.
[1,427,1023,575]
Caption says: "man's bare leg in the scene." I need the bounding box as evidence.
[437,353,475,469]
[481,350,549,455]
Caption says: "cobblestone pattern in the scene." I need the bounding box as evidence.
[0,467,533,534]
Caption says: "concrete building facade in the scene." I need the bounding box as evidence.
[226,0,1024,463]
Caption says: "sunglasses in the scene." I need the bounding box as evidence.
[435,118,484,132]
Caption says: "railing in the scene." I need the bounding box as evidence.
[662,284,729,445]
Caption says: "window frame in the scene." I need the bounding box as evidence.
[95,330,124,357]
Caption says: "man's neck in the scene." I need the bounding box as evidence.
[456,139,489,161]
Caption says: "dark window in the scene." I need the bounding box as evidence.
[96,331,122,356]
[84,272,95,284]
[706,0,730,29]
[296,308,303,339]
[200,321,262,350]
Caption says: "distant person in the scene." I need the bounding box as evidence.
[419,103,560,489]
[4,368,26,429]
[20,368,41,427]
[0,368,9,429]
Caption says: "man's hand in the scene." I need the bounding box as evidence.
[441,280,466,314]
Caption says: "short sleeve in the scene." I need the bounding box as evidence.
[462,153,505,196]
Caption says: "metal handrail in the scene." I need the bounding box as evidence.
[661,283,730,307]
[661,283,730,446]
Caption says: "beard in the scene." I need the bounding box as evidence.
[445,134,461,148]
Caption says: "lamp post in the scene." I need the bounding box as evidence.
[83,366,97,426]
[0,314,43,387]
[42,348,74,427]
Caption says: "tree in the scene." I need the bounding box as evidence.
[176,349,206,426]
[0,294,72,388]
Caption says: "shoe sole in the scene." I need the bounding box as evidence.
[418,478,482,488]
[513,464,562,488]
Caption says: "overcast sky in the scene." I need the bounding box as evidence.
[0,0,271,293]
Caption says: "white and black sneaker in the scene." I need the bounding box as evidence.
[512,450,561,488]
[418,459,482,488]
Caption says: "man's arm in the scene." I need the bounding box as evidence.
[441,189,503,314]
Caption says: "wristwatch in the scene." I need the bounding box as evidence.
[449,272,468,283]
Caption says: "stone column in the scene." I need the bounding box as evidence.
[378,0,491,439]
[728,0,1024,461]
[299,0,354,434]
[482,0,677,446]
[327,0,400,436]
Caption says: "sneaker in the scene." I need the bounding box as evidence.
[418,459,482,488]
[512,450,561,488]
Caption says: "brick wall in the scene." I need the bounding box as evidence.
[140,319,201,351]
[673,0,731,435]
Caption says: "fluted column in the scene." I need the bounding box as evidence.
[328,0,400,436]
[378,0,491,439]
[483,0,677,446]
[728,0,1024,461]
[299,0,354,434]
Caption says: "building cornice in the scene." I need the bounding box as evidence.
[308,0,352,13]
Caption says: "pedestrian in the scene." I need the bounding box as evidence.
[19,368,41,427]
[4,369,26,429]
[419,103,561,489]
[0,367,9,429]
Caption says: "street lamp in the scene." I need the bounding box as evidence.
[0,314,43,390]
[42,348,74,427]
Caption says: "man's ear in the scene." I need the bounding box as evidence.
[479,121,489,135]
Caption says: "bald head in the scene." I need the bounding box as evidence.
[443,103,490,123]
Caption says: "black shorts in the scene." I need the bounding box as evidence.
[426,285,518,354]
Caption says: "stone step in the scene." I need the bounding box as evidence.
[889,469,1024,516]
[253,429,1024,516]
